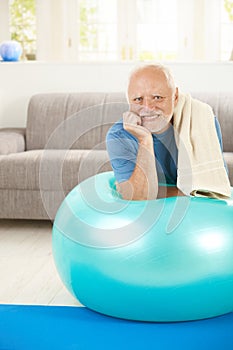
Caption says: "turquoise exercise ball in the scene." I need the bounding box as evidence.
[0,40,22,62]
[52,171,233,322]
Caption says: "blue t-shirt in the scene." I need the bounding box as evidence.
[106,117,225,185]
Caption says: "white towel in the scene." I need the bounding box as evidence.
[173,93,231,199]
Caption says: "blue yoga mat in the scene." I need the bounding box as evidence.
[0,304,233,350]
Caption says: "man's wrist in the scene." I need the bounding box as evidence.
[138,134,153,147]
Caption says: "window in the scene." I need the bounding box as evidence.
[75,0,178,61]
[221,0,233,60]
[77,0,118,60]
[136,0,178,61]
[9,0,36,60]
[74,0,233,62]
[7,0,233,62]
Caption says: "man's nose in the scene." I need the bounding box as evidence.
[143,98,154,110]
[139,104,154,117]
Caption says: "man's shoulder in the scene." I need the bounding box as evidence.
[107,119,124,135]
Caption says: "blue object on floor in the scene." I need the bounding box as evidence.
[0,305,233,350]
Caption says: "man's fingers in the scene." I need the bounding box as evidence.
[123,111,141,126]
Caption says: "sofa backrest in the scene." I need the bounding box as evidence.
[191,92,233,152]
[26,91,233,152]
[26,93,128,150]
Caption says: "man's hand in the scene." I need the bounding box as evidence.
[118,111,158,200]
[123,111,151,142]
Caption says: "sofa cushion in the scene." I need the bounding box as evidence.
[0,150,111,191]
[26,93,128,151]
[0,189,52,219]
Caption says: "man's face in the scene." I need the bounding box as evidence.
[128,68,178,134]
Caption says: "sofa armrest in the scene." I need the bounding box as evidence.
[0,128,26,155]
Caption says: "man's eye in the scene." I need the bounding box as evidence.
[134,97,142,102]
[153,95,163,100]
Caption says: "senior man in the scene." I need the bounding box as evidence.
[106,64,230,201]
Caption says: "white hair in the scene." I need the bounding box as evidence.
[126,63,176,100]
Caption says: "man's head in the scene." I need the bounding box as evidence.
[127,64,179,133]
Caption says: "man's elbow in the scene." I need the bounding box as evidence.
[116,181,158,201]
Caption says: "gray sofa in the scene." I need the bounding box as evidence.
[0,92,232,220]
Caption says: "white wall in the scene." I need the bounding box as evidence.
[0,61,233,128]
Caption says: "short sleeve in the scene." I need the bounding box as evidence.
[106,125,138,183]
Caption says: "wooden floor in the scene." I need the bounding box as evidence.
[0,219,82,307]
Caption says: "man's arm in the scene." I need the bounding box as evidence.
[116,112,158,200]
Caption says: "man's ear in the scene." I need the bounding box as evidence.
[174,87,179,106]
